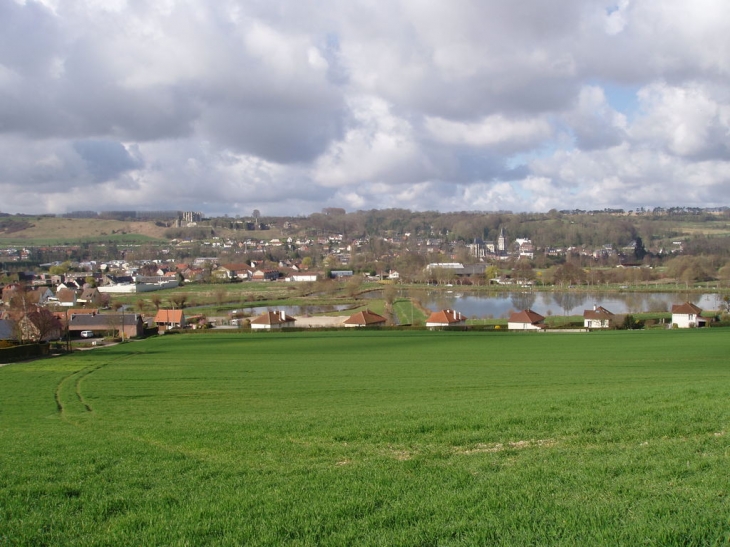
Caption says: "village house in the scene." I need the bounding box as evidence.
[1,306,62,342]
[250,310,296,330]
[508,309,546,331]
[154,309,187,331]
[425,309,467,329]
[583,306,615,329]
[78,287,103,307]
[343,310,387,327]
[54,288,78,307]
[68,312,144,339]
[671,302,707,328]
[251,269,280,282]
[26,287,55,306]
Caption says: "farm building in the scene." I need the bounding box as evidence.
[68,312,144,339]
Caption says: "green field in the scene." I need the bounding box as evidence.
[2,330,730,545]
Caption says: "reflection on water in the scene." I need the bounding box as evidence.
[366,289,720,319]
[510,291,536,311]
[552,292,588,315]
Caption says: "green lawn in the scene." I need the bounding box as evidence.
[1,330,729,545]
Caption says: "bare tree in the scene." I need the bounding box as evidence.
[383,285,397,307]
[6,288,32,343]
[345,276,363,298]
[26,309,62,342]
[170,294,188,310]
[105,314,124,339]
[150,295,162,310]
[135,299,148,316]
[213,287,227,308]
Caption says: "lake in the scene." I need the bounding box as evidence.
[368,290,723,319]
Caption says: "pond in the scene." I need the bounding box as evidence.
[366,290,723,319]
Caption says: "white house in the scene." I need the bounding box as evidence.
[250,310,296,330]
[583,306,614,329]
[508,309,545,331]
[425,309,467,329]
[671,302,706,328]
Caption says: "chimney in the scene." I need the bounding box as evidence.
[280,311,286,321]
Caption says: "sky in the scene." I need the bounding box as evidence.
[1,0,729,217]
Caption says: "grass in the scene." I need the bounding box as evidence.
[2,329,730,545]
[0,217,169,245]
[0,233,166,246]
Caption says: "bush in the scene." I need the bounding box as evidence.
[616,314,645,330]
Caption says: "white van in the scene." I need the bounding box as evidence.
[80,330,94,338]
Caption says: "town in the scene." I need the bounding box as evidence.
[2,207,728,354]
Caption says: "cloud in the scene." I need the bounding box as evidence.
[425,114,552,150]
[72,139,143,182]
[1,0,730,215]
[564,85,627,151]
[631,82,730,160]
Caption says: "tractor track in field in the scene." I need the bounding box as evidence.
[55,351,144,421]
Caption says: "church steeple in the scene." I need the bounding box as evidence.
[497,227,506,253]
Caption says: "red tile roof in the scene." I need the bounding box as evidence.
[250,311,295,325]
[154,309,185,324]
[508,309,545,325]
[671,302,702,315]
[583,306,614,320]
[343,310,387,326]
[426,309,466,324]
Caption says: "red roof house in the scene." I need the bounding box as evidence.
[154,309,187,330]
[425,309,467,329]
[671,302,706,328]
[343,310,387,327]
[250,310,296,329]
[583,306,614,329]
[507,309,546,330]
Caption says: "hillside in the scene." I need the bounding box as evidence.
[0,217,169,244]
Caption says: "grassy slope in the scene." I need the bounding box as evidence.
[0,217,168,245]
[1,330,729,545]
[0,217,288,245]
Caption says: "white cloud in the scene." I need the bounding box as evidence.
[1,0,730,215]
[563,85,627,150]
[425,114,552,150]
[631,82,730,159]
[312,95,437,188]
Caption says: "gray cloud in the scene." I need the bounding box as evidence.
[1,0,730,215]
[72,139,143,182]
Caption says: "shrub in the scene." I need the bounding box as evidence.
[616,314,645,330]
